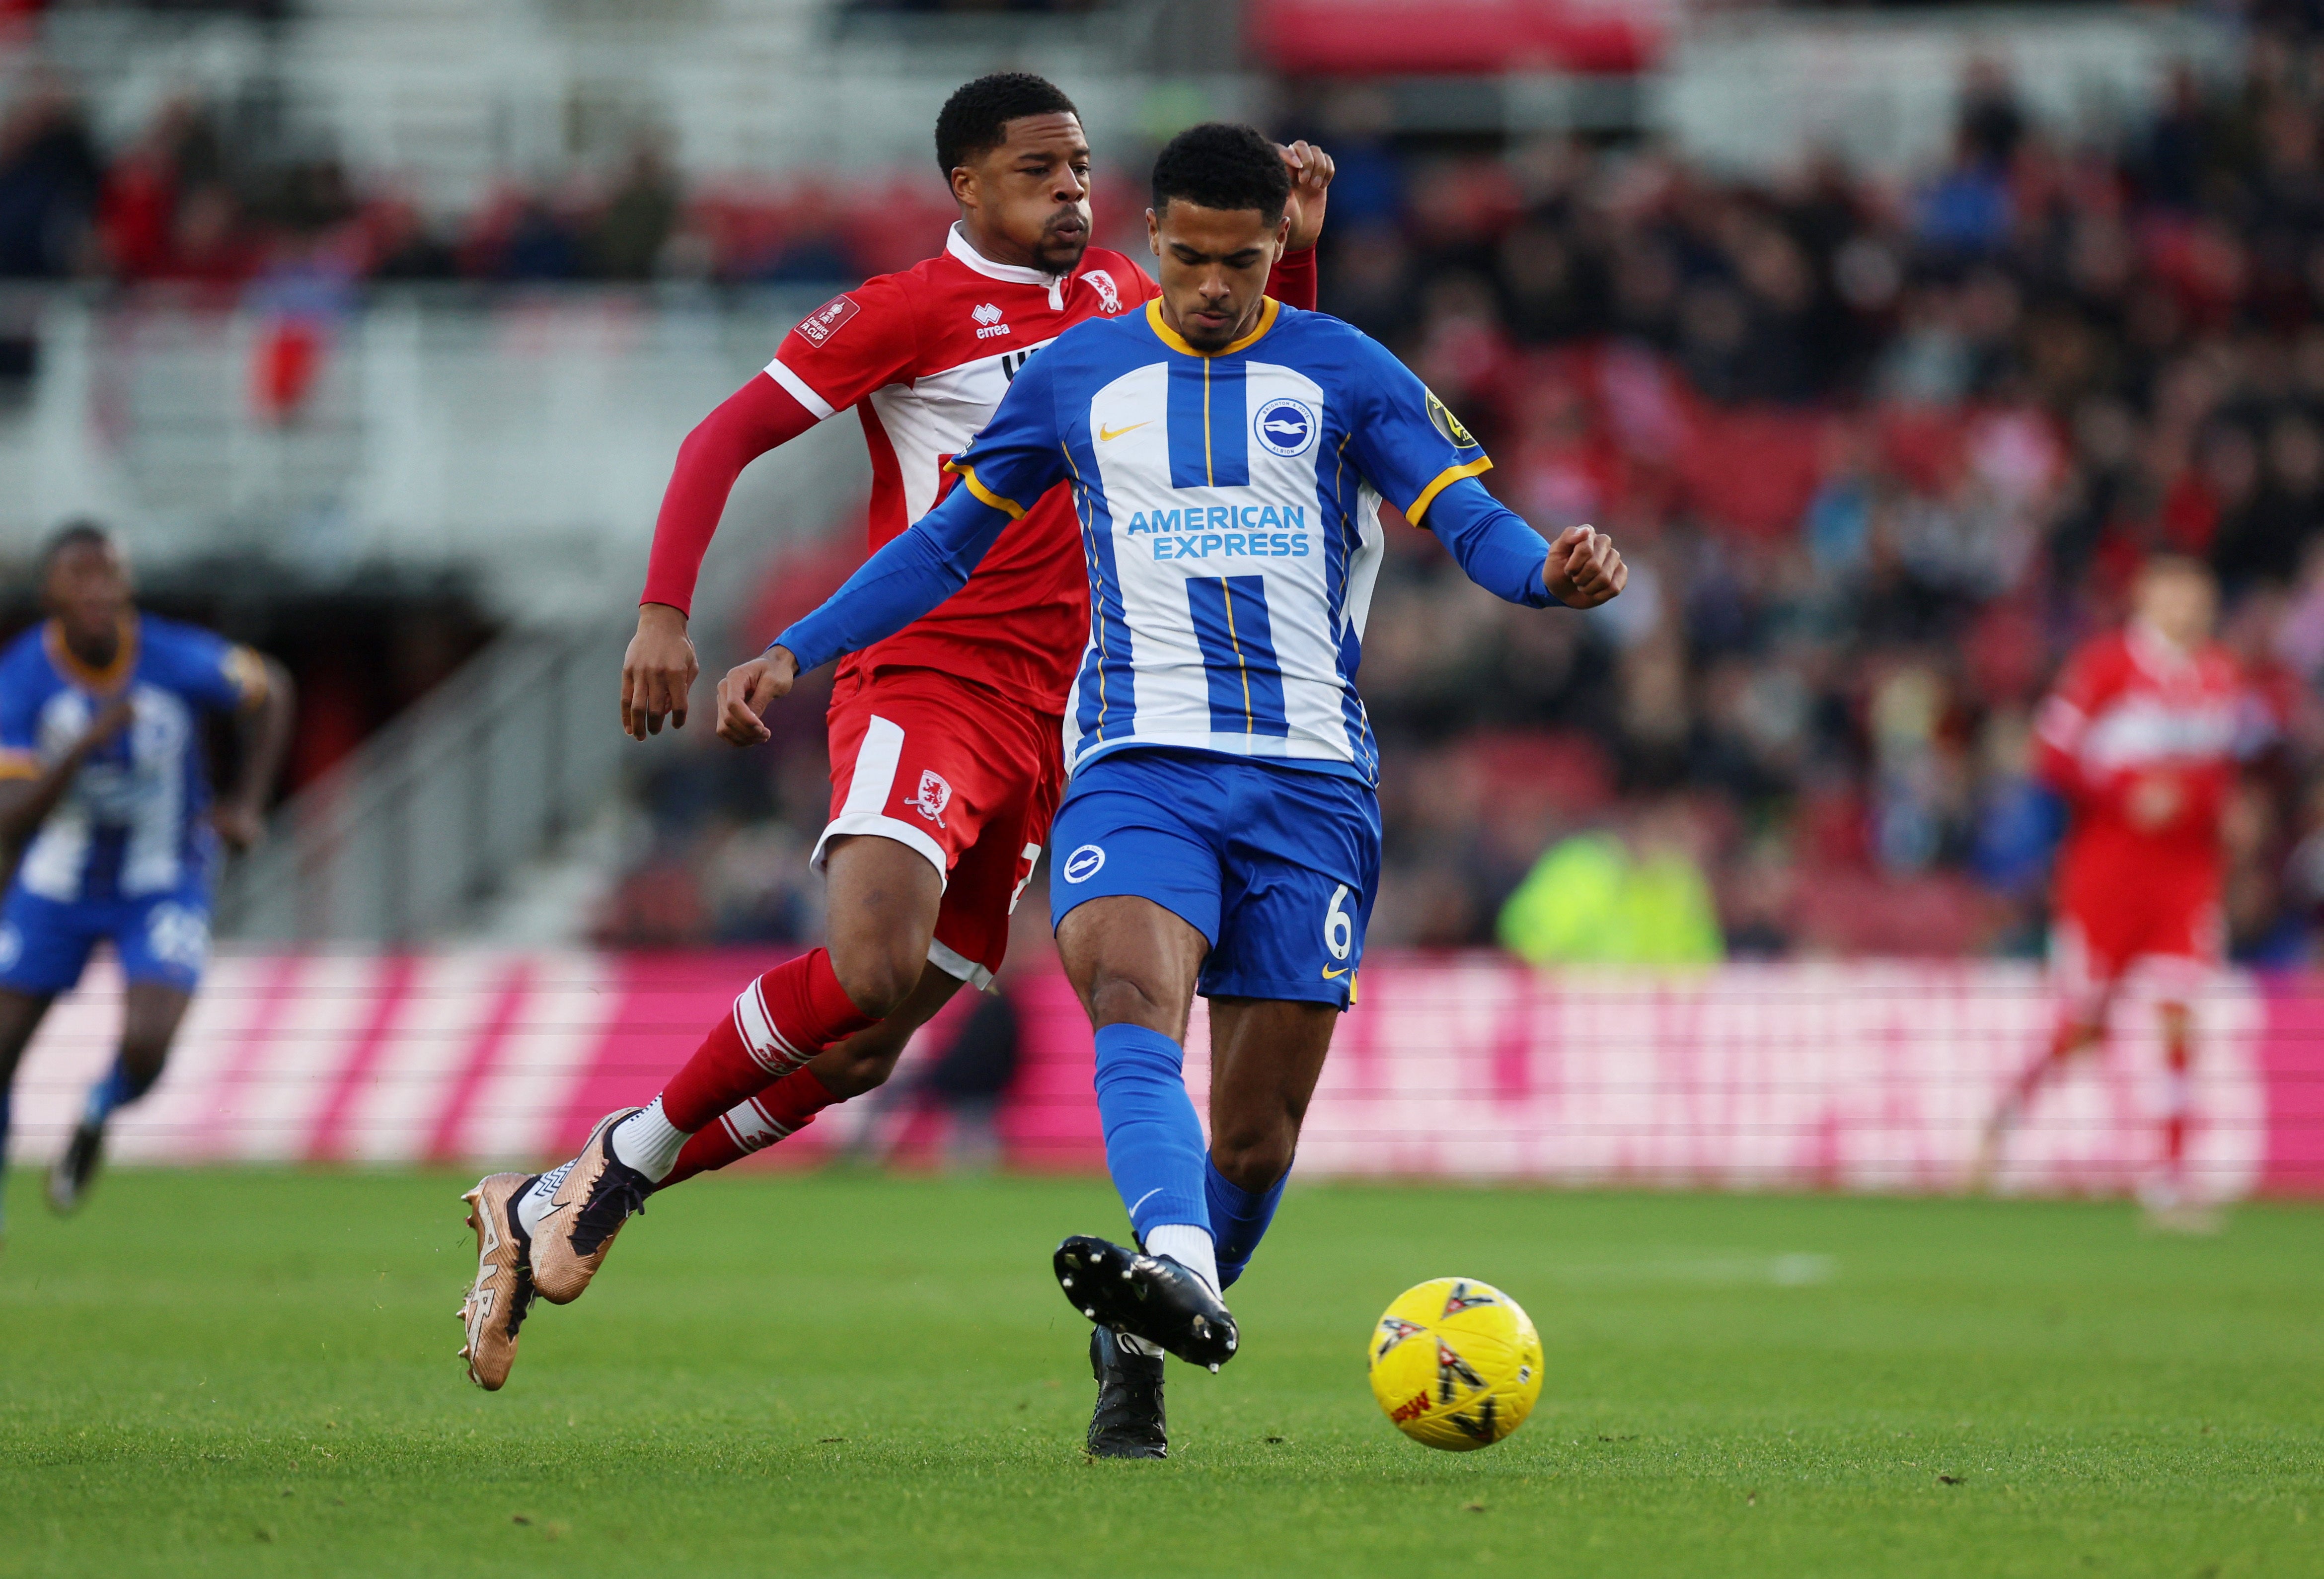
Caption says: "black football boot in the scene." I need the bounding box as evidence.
[1053,1233,1238,1369]
[45,1119,104,1214]
[1087,1325,1168,1459]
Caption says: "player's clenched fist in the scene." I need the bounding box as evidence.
[621,602,700,740]
[1278,140,1335,251]
[715,646,798,746]
[1545,525,1626,609]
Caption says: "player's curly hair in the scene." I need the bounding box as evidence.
[1151,123,1290,224]
[934,73,1080,176]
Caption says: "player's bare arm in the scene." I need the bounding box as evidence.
[622,602,700,739]
[210,656,295,853]
[1545,525,1627,609]
[714,646,798,747]
[1278,140,1335,251]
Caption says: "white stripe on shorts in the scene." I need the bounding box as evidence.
[839,715,907,821]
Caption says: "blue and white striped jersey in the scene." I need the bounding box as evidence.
[777,296,1557,786]
[0,614,267,902]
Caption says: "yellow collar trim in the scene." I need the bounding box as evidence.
[45,615,137,691]
[1145,295,1280,359]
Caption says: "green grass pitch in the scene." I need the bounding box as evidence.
[1,1168,2320,1577]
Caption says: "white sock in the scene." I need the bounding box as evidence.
[1145,1222,1220,1295]
[515,1159,574,1236]
[609,1097,690,1183]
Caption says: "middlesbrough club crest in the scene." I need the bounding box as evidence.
[910,769,952,826]
[1083,268,1123,314]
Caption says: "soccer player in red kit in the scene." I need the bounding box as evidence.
[455,73,1333,1388]
[1977,556,2256,1225]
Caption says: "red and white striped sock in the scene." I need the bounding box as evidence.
[644,948,873,1143]
[659,1067,844,1188]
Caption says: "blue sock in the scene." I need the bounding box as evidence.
[1091,1024,1210,1242]
[83,1058,157,1127]
[1204,1158,1288,1289]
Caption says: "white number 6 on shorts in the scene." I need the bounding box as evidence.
[1324,883,1353,962]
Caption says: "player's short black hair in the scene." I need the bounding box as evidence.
[40,519,114,575]
[934,73,1081,176]
[1151,123,1290,225]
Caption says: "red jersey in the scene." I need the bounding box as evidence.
[763,228,1158,713]
[2032,622,2251,907]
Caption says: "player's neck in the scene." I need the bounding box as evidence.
[954,218,1058,278]
[60,616,124,672]
[2129,617,2196,665]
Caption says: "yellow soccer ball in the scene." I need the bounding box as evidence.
[1366,1277,1543,1450]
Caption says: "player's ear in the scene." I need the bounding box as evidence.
[1146,207,1161,258]
[949,163,978,213]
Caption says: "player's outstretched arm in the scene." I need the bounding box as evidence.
[1416,476,1625,610]
[710,480,1024,748]
[716,353,1072,748]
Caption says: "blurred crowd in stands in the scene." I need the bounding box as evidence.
[15,23,2324,963]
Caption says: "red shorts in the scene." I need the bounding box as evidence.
[2052,858,2222,1013]
[816,665,1064,988]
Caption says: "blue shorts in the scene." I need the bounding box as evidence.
[1050,747,1380,1008]
[0,883,213,996]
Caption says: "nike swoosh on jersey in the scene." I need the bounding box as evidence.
[1321,966,1349,980]
[1098,421,1150,441]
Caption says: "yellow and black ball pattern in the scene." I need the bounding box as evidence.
[1366,1277,1543,1450]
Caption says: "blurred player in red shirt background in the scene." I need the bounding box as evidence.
[1979,557,2265,1226]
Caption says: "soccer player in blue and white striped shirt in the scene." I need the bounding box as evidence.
[725,123,1625,1457]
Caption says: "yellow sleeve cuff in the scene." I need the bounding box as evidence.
[943,461,1026,521]
[1406,457,1495,526]
[0,750,40,781]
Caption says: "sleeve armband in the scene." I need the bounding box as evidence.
[1406,457,1495,526]
[942,461,1027,521]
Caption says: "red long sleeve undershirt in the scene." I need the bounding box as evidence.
[639,245,1325,616]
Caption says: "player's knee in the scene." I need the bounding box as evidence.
[827,943,920,1020]
[116,1037,170,1088]
[1209,1126,1293,1195]
[1083,969,1175,1032]
[817,1041,903,1099]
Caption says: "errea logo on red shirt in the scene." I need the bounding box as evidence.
[972,303,1011,340]
[794,294,861,347]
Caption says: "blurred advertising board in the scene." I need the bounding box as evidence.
[7,951,2315,1198]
